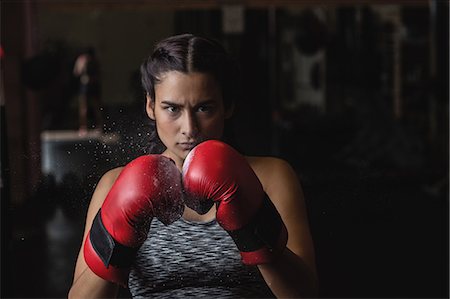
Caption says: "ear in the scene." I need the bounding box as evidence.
[224,102,235,119]
[146,94,155,120]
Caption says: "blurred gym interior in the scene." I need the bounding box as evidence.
[1,1,448,298]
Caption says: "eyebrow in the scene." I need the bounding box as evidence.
[160,100,181,106]
[160,99,217,106]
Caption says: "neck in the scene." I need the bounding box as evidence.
[161,149,184,171]
[182,205,217,223]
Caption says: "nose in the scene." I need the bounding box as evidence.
[181,111,199,138]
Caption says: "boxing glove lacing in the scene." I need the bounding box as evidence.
[90,209,139,268]
[225,194,284,252]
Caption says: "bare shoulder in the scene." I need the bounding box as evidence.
[245,156,300,198]
[96,167,124,192]
[90,167,124,207]
[84,166,124,226]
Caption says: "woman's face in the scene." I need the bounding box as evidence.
[147,71,231,168]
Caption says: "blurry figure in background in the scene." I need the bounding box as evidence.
[73,47,103,134]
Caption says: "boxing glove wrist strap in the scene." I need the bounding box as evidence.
[90,209,138,268]
[226,194,284,252]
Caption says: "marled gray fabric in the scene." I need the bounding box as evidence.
[128,217,274,298]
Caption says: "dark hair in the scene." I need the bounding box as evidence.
[140,33,240,153]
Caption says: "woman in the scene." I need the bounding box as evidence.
[68,34,317,298]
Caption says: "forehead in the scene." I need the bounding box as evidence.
[155,71,222,102]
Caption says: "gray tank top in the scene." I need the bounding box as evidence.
[128,217,274,298]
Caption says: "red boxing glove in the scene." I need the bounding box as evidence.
[182,140,288,265]
[84,155,184,286]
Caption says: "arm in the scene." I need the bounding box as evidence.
[256,158,318,298]
[69,155,183,298]
[68,168,123,299]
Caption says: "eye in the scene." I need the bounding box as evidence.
[164,106,179,114]
[197,105,214,113]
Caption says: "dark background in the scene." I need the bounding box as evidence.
[1,1,448,298]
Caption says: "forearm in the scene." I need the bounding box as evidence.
[68,267,119,299]
[258,248,318,298]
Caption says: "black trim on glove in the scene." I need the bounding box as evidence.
[225,194,284,252]
[90,209,138,268]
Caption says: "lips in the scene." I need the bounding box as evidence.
[178,142,197,151]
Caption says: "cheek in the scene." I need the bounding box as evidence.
[154,113,179,137]
[155,110,175,128]
[158,119,179,134]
